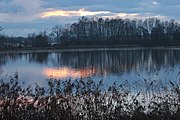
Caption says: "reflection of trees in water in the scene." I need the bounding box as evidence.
[1,49,180,76]
[0,53,26,66]
[53,50,180,75]
[0,52,49,65]
[0,54,4,75]
[0,67,3,75]
[0,54,6,66]
[0,53,25,75]
[28,52,49,64]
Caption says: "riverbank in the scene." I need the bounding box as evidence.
[1,45,180,53]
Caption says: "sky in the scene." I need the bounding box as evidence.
[0,0,179,37]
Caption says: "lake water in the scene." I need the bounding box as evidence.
[0,47,180,87]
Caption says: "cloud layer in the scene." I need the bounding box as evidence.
[0,0,179,36]
[41,8,111,18]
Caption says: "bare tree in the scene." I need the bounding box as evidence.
[52,25,63,42]
[0,26,3,35]
[50,17,180,46]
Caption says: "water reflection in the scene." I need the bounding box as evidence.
[28,52,49,64]
[0,68,3,75]
[52,49,180,74]
[0,49,180,82]
[43,67,95,79]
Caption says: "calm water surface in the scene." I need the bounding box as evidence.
[0,48,180,87]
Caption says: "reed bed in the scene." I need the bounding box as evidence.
[0,72,180,120]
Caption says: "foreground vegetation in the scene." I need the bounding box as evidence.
[0,73,180,120]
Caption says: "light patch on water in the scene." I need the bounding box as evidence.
[43,67,95,79]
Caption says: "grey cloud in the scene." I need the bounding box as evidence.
[0,0,179,36]
[157,0,180,6]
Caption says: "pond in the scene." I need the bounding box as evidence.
[0,47,180,87]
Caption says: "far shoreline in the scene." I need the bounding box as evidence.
[1,45,180,53]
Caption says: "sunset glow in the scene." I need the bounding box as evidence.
[116,13,139,18]
[41,8,110,18]
[43,67,95,79]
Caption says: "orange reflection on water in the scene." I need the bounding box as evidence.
[43,67,95,79]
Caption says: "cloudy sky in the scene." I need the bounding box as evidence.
[0,0,179,37]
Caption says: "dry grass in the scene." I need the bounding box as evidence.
[0,72,180,120]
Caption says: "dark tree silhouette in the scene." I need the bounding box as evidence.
[1,17,180,49]
[53,17,180,47]
[52,25,63,42]
[0,27,5,47]
[34,32,49,47]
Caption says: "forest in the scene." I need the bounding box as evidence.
[0,17,180,48]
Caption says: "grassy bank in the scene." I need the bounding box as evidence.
[0,45,140,52]
[0,73,180,120]
[1,45,180,54]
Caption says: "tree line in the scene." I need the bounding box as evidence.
[0,17,180,48]
[59,17,180,46]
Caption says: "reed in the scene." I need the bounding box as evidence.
[0,73,179,120]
